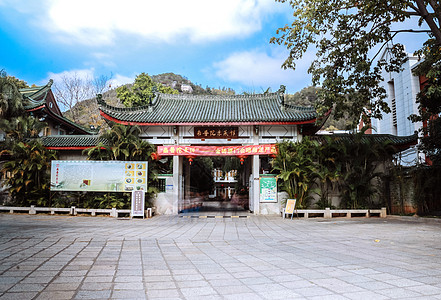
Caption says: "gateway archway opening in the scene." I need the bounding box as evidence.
[181,156,251,213]
[157,144,278,215]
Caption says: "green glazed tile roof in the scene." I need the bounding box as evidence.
[41,135,106,148]
[38,133,417,153]
[19,81,96,135]
[97,91,317,125]
[21,80,53,110]
[311,133,418,153]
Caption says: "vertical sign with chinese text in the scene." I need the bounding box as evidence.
[131,190,145,218]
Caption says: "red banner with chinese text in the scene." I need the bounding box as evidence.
[157,144,277,156]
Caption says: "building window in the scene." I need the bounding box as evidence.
[152,178,166,193]
[388,80,397,135]
[58,129,66,135]
[44,127,51,136]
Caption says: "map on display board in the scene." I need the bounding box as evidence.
[260,176,277,202]
[51,160,148,192]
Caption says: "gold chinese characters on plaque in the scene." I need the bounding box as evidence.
[194,127,239,139]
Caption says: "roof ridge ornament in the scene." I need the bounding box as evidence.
[148,86,158,111]
[279,85,286,110]
[96,93,104,105]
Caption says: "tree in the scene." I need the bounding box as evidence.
[0,77,57,206]
[83,123,159,208]
[53,72,112,122]
[116,73,178,107]
[1,140,57,206]
[0,120,55,207]
[271,1,441,125]
[410,39,441,165]
[271,138,317,208]
[0,69,25,120]
[313,135,341,208]
[334,132,393,209]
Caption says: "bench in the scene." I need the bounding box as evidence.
[282,208,387,219]
[0,206,153,218]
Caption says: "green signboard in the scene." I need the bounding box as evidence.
[260,176,277,202]
[51,160,148,192]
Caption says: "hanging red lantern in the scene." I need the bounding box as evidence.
[189,157,193,165]
[237,155,246,165]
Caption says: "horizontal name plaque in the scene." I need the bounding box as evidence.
[194,127,238,139]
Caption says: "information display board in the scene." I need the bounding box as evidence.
[131,190,145,218]
[259,176,277,202]
[51,160,148,192]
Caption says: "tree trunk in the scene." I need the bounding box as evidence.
[413,0,441,45]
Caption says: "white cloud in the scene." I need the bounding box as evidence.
[46,68,133,89]
[18,0,281,45]
[46,68,94,86]
[213,49,315,93]
[109,74,134,88]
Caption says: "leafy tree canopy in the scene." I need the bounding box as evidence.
[116,72,178,107]
[410,38,441,164]
[0,69,26,119]
[271,0,441,126]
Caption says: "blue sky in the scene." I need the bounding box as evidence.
[0,0,431,96]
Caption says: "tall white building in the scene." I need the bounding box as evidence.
[370,48,424,165]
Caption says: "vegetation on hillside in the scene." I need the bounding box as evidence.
[116,73,178,107]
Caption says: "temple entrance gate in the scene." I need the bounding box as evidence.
[157,145,277,214]
[96,86,321,214]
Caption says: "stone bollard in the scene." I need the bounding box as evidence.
[111,208,117,218]
[29,205,36,215]
[70,206,76,215]
[324,207,332,219]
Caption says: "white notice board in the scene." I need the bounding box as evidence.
[131,190,145,218]
[51,160,148,192]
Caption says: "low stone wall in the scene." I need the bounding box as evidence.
[0,206,153,218]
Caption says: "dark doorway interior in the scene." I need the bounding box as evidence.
[181,157,249,213]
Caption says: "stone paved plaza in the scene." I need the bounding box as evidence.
[0,213,441,299]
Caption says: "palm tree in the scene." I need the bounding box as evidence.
[336,131,393,209]
[2,140,57,206]
[1,116,46,140]
[83,123,158,209]
[313,135,341,208]
[103,123,143,160]
[272,138,317,208]
[83,142,112,161]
